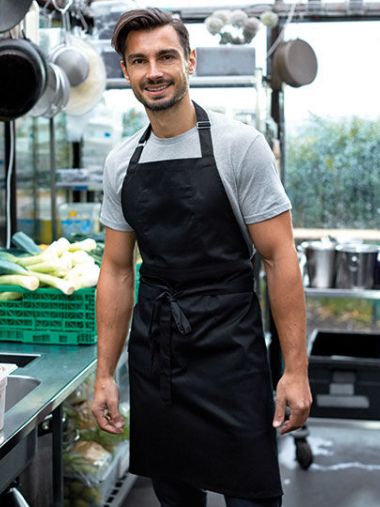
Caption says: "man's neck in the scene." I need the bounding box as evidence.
[146,96,196,139]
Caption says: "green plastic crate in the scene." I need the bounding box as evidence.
[0,285,96,345]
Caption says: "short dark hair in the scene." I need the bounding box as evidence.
[112,8,191,62]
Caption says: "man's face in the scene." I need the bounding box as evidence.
[121,25,195,112]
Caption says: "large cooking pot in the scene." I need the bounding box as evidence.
[29,61,70,118]
[335,244,379,290]
[300,240,337,288]
[271,39,318,90]
[0,38,48,121]
[0,0,33,33]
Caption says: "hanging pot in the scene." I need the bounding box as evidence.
[0,37,48,121]
[0,0,33,33]
[271,39,318,90]
[63,36,106,116]
[29,62,70,118]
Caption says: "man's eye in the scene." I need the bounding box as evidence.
[161,54,175,61]
[132,59,144,65]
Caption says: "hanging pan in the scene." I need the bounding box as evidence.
[0,0,34,33]
[271,39,318,90]
[0,37,48,121]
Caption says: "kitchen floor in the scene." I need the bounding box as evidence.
[121,418,380,507]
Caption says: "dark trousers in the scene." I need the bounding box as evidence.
[152,477,282,507]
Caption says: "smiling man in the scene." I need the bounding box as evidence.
[92,8,312,507]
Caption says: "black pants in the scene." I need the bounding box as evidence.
[152,477,282,507]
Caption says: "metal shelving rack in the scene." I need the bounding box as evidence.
[305,288,380,300]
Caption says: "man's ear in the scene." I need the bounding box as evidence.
[120,60,130,82]
[188,49,196,75]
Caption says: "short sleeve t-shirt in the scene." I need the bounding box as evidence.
[100,108,291,256]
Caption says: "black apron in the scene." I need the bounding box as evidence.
[121,102,282,500]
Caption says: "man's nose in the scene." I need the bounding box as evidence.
[146,60,164,80]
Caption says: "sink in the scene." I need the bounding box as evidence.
[0,353,40,368]
[5,376,41,412]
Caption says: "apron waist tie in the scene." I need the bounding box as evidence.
[149,291,192,404]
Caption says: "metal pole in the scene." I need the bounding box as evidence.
[49,117,58,241]
[4,120,17,246]
[52,405,64,507]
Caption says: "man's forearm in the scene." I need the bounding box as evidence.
[96,265,135,379]
[264,250,308,374]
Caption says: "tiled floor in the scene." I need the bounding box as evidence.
[122,419,380,507]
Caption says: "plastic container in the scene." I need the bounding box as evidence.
[59,203,101,238]
[0,363,17,430]
[64,448,120,507]
[0,286,96,345]
[309,329,380,420]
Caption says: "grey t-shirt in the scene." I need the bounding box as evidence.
[100,108,291,256]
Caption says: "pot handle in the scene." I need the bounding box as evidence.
[348,254,359,273]
[52,0,73,12]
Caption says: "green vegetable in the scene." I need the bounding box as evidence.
[0,292,22,301]
[29,272,74,295]
[0,258,30,275]
[0,275,39,291]
[11,231,41,254]
[68,239,97,252]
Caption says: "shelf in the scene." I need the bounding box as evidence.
[56,182,103,192]
[305,288,380,300]
[104,472,138,507]
[107,75,257,89]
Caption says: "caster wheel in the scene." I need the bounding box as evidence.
[295,438,313,470]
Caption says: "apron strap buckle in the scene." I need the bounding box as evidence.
[196,120,211,129]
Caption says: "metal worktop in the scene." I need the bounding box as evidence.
[0,342,97,459]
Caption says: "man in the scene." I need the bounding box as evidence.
[92,8,312,507]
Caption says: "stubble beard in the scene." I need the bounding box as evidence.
[133,74,189,112]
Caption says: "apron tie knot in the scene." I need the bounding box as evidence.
[148,290,192,404]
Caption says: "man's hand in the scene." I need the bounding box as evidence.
[92,376,125,434]
[273,371,312,434]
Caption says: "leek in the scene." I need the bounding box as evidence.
[0,275,39,291]
[68,239,97,252]
[30,272,75,295]
[0,292,22,301]
[65,263,100,290]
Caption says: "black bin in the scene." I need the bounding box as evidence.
[309,329,380,420]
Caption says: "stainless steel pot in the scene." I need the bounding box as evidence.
[300,240,337,288]
[0,37,48,121]
[0,0,33,33]
[335,244,379,290]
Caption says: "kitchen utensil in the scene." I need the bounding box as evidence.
[335,243,379,290]
[0,0,33,33]
[300,240,337,288]
[50,40,89,86]
[50,0,90,86]
[29,61,70,118]
[0,37,48,121]
[271,39,318,90]
[64,36,106,116]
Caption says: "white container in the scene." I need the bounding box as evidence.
[0,363,18,431]
[59,202,101,237]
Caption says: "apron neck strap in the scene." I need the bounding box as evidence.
[130,124,152,164]
[130,102,213,164]
[193,101,213,158]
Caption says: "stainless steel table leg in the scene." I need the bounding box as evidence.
[52,405,63,507]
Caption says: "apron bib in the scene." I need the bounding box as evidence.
[121,102,282,500]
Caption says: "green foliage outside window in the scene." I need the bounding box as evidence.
[286,115,380,229]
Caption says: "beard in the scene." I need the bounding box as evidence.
[131,74,189,112]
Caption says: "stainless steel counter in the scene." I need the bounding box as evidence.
[0,342,97,459]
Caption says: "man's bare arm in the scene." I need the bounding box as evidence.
[248,211,312,434]
[92,227,136,433]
